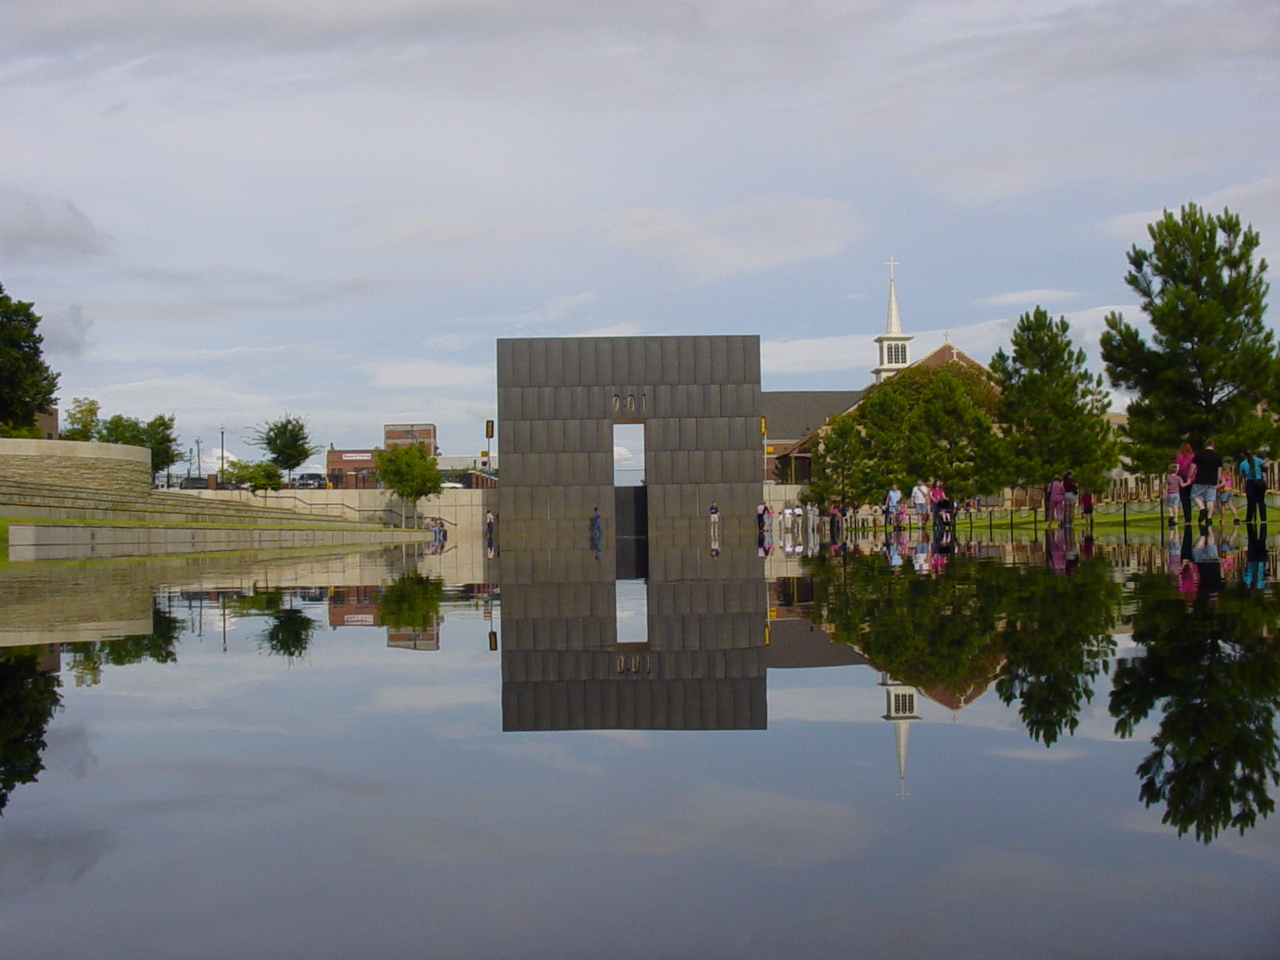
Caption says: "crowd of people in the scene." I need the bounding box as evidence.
[1167,440,1268,527]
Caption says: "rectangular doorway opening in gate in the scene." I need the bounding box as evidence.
[612,422,648,580]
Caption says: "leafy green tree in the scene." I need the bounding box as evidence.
[96,412,184,481]
[377,572,444,630]
[0,282,60,433]
[1100,203,1277,472]
[0,652,62,813]
[96,413,147,448]
[805,412,863,508]
[809,363,1003,503]
[375,442,443,527]
[249,413,321,480]
[60,397,100,441]
[220,459,284,493]
[0,421,42,439]
[990,307,1119,492]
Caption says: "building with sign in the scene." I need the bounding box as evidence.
[325,448,378,488]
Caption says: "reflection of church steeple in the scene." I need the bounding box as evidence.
[879,672,921,798]
[872,258,913,384]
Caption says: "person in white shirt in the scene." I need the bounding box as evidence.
[910,480,930,524]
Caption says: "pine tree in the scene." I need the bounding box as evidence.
[991,307,1118,492]
[1100,203,1276,472]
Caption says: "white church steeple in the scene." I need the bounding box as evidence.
[872,257,914,384]
[879,671,921,799]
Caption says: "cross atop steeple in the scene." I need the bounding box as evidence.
[884,256,900,281]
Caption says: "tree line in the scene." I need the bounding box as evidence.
[807,203,1276,505]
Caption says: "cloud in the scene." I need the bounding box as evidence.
[373,212,564,249]
[602,196,858,281]
[988,746,1091,762]
[608,781,872,867]
[0,189,108,259]
[974,289,1079,308]
[367,682,495,713]
[361,358,495,390]
[0,829,115,896]
[1106,174,1280,260]
[38,303,93,357]
[762,333,877,375]
[91,373,273,418]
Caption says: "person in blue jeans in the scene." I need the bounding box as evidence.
[1239,449,1268,523]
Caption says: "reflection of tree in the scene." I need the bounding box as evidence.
[223,588,317,662]
[1110,574,1280,842]
[377,573,443,631]
[65,602,185,687]
[0,653,62,813]
[260,608,317,661]
[806,550,1120,739]
[994,555,1120,745]
[808,553,1005,698]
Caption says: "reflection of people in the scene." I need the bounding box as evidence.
[1244,522,1268,589]
[589,506,602,558]
[1193,524,1223,598]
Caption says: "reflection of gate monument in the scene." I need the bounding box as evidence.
[496,336,767,730]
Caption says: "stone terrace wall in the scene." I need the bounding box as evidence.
[0,438,151,495]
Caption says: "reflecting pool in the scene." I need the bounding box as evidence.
[1,525,1278,959]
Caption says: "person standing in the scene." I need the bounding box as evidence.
[885,483,902,527]
[1240,448,1268,523]
[1046,475,1065,524]
[1175,442,1196,523]
[910,480,929,528]
[1218,466,1240,525]
[1164,463,1184,527]
[1190,439,1223,524]
[1062,471,1078,527]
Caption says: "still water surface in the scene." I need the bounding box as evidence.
[1,531,1278,959]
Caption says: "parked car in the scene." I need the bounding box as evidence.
[178,476,208,490]
[295,473,327,489]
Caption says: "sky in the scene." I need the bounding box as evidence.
[2,0,1278,467]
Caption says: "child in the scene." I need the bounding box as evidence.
[1165,463,1183,527]
[1080,489,1094,532]
[1218,467,1240,525]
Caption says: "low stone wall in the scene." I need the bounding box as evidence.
[176,486,496,529]
[0,438,152,495]
[7,524,433,563]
